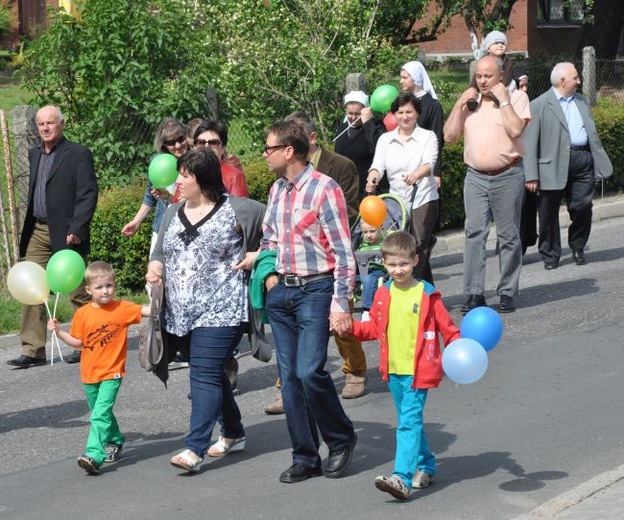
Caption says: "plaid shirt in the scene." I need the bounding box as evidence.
[261,163,355,313]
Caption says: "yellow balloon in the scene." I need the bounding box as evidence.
[7,261,50,305]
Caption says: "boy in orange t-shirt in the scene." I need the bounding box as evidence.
[48,261,149,475]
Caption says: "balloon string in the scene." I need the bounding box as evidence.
[44,297,64,365]
[53,292,59,319]
[332,117,361,142]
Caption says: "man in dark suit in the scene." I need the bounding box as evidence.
[7,105,98,368]
[524,62,612,270]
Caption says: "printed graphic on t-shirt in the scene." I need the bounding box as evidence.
[84,322,122,351]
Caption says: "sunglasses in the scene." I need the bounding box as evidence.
[194,138,222,147]
[163,135,186,147]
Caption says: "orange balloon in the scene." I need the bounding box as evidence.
[359,196,387,227]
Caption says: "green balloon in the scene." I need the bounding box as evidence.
[370,84,399,112]
[46,249,86,294]
[148,154,179,188]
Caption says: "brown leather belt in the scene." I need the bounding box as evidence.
[278,272,333,287]
[474,157,521,176]
[35,218,48,225]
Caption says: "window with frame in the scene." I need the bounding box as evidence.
[538,0,585,24]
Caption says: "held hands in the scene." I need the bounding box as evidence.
[329,312,353,337]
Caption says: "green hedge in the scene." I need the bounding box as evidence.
[90,182,152,294]
[91,100,624,293]
[593,99,624,191]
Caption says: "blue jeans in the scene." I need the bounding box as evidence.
[361,270,386,311]
[266,278,355,468]
[388,375,435,487]
[186,325,245,458]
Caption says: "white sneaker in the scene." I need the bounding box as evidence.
[361,311,371,322]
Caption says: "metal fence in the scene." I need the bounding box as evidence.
[2,53,624,285]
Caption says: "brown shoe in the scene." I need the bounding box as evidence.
[264,395,284,415]
[342,374,366,399]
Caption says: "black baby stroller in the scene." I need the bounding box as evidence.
[351,193,411,300]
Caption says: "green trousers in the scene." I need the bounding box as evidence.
[83,378,125,465]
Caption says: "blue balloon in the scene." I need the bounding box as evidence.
[442,338,488,384]
[460,306,504,351]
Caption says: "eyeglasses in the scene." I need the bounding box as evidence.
[194,138,222,147]
[163,135,186,147]
[263,144,288,155]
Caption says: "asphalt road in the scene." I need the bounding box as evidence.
[1,216,623,520]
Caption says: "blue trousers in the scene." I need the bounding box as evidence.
[186,325,245,457]
[361,270,386,311]
[388,375,435,487]
[266,278,355,468]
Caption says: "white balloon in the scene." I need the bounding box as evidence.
[7,261,50,305]
[442,338,488,384]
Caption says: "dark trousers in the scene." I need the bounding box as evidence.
[410,199,439,284]
[537,150,595,263]
[519,189,538,255]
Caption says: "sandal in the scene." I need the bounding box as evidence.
[374,475,410,500]
[170,449,203,472]
[207,436,246,458]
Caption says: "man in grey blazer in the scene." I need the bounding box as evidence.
[524,62,612,270]
[7,106,98,368]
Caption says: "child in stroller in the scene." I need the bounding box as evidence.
[352,194,411,320]
[356,222,386,321]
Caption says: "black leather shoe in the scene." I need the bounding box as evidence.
[544,261,559,270]
[65,350,82,364]
[460,294,487,315]
[279,463,323,484]
[7,355,46,368]
[324,433,357,478]
[498,295,516,313]
[572,250,586,265]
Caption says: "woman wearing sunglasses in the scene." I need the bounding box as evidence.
[122,118,189,251]
[193,120,249,198]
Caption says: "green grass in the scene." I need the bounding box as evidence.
[0,289,74,335]
[0,74,33,121]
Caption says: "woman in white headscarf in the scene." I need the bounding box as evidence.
[334,90,387,200]
[399,61,444,184]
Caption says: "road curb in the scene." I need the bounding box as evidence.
[512,464,624,519]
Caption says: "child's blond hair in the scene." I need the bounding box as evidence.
[84,261,115,285]
[381,231,418,259]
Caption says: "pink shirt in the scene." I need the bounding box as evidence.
[261,164,355,313]
[463,90,531,171]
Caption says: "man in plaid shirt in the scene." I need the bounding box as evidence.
[261,120,358,484]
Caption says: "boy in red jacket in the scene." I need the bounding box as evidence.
[350,232,460,499]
